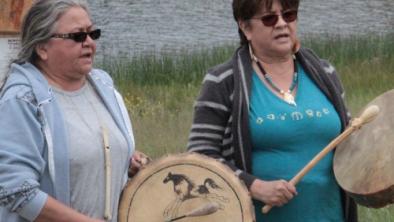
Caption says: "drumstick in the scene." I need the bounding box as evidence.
[102,126,112,221]
[262,105,380,214]
[165,202,220,222]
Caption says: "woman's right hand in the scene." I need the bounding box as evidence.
[129,150,150,177]
[250,179,297,207]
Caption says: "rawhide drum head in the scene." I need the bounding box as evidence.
[118,153,255,222]
[334,89,394,208]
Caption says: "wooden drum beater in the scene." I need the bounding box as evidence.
[262,105,380,214]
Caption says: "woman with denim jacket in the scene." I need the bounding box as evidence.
[0,1,145,221]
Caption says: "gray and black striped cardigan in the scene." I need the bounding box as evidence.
[187,44,357,221]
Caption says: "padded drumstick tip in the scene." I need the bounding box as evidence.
[166,202,220,222]
[187,202,219,217]
[353,105,380,127]
[262,205,272,214]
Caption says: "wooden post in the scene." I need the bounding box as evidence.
[0,0,33,79]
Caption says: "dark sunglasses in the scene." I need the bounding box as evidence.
[254,9,298,27]
[51,29,101,43]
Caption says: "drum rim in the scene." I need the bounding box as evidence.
[118,152,255,222]
[333,89,394,208]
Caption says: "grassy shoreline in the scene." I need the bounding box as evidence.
[98,34,394,221]
[101,33,394,113]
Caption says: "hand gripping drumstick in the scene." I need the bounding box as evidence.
[165,202,220,222]
[262,105,380,214]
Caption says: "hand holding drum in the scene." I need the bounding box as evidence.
[262,105,380,214]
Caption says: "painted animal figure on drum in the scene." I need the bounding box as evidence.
[162,172,229,218]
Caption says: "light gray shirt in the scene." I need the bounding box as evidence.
[53,82,128,221]
[0,63,134,222]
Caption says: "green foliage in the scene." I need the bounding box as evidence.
[303,34,394,113]
[97,44,236,89]
[359,205,394,222]
[302,34,394,67]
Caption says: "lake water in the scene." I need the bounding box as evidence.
[87,0,393,60]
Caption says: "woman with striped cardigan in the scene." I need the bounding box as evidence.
[187,0,357,221]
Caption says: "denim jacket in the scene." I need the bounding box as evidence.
[0,63,135,221]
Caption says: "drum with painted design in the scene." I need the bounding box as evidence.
[119,153,255,222]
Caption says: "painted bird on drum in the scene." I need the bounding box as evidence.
[162,172,229,219]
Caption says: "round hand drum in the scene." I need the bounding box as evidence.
[334,89,394,208]
[118,153,255,222]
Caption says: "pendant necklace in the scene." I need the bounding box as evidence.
[249,46,298,106]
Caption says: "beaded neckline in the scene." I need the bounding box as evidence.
[249,45,298,106]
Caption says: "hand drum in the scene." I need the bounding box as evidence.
[118,153,255,222]
[334,89,394,208]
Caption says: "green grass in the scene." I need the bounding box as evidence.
[119,83,198,157]
[359,205,394,222]
[100,45,236,88]
[302,34,394,113]
[97,34,394,221]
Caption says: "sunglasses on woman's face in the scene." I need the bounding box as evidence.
[51,29,101,43]
[254,9,298,27]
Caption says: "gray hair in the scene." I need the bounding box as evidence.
[14,0,91,65]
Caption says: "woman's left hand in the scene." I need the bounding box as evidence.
[129,150,150,177]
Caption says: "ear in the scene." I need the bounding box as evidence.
[238,20,252,41]
[35,43,49,61]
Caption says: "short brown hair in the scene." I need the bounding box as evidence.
[232,0,300,45]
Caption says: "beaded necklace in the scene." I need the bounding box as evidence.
[249,45,298,106]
